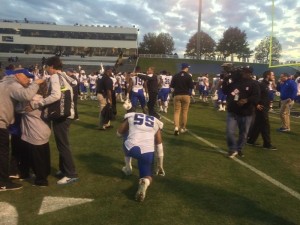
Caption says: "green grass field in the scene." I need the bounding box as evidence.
[1,98,300,225]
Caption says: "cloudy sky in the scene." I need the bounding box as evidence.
[1,0,299,63]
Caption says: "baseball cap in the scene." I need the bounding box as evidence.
[241,65,253,73]
[104,65,113,71]
[221,63,233,67]
[181,63,190,70]
[65,68,74,72]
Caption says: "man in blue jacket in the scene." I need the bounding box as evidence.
[277,73,297,132]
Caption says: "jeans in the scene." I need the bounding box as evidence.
[226,112,253,152]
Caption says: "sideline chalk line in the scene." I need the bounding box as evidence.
[161,115,300,201]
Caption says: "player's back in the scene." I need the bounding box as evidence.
[124,112,163,154]
[131,76,144,92]
[161,75,172,88]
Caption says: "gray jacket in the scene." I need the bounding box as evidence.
[0,76,39,129]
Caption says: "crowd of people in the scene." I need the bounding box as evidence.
[0,58,299,202]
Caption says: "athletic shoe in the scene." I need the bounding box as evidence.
[277,127,290,132]
[237,151,245,157]
[174,127,179,136]
[122,166,132,176]
[164,108,168,113]
[135,179,147,202]
[155,167,165,176]
[180,128,187,133]
[247,142,261,147]
[9,174,20,179]
[57,176,79,185]
[263,145,277,151]
[0,181,23,191]
[228,151,238,158]
[33,181,48,187]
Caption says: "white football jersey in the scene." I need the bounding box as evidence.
[79,74,87,83]
[89,74,98,85]
[295,77,300,95]
[160,75,172,88]
[198,76,204,85]
[131,76,144,92]
[124,112,163,154]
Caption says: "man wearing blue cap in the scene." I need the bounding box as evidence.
[170,63,194,135]
[0,73,44,190]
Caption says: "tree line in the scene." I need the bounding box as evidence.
[138,26,282,63]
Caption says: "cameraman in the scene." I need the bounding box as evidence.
[222,66,260,158]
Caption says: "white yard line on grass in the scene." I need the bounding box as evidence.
[162,115,300,201]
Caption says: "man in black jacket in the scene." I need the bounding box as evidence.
[136,67,160,119]
[222,66,260,158]
[170,63,194,135]
[96,66,113,130]
[247,70,277,150]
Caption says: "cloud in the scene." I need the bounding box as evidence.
[0,0,299,61]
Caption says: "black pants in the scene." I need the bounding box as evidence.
[21,141,50,185]
[147,91,160,119]
[248,110,271,147]
[53,119,78,178]
[9,134,23,176]
[0,128,9,182]
[73,93,79,120]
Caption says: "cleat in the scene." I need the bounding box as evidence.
[155,168,165,176]
[135,179,148,202]
[122,166,132,176]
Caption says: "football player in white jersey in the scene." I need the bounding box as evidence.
[88,71,98,100]
[79,70,88,100]
[201,73,210,102]
[211,74,220,109]
[158,70,172,113]
[127,67,146,113]
[295,72,300,103]
[117,112,164,202]
[115,73,125,102]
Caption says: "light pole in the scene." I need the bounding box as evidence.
[197,0,202,60]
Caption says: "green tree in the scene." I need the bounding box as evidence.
[138,32,175,54]
[185,31,216,59]
[254,36,282,63]
[216,27,249,61]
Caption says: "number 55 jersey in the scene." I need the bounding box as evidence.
[124,112,163,154]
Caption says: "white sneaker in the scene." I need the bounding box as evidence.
[135,178,148,202]
[57,176,79,185]
[174,127,179,136]
[122,166,132,176]
[180,128,187,133]
[155,167,165,176]
[164,108,168,113]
